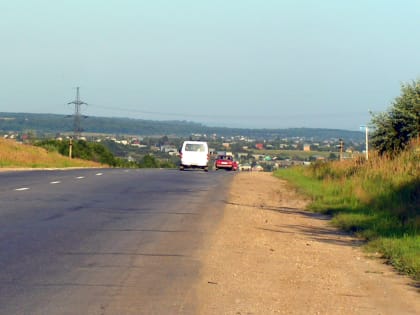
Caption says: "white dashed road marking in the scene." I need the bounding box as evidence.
[12,172,103,192]
[13,172,101,192]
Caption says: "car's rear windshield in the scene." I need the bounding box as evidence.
[185,143,206,152]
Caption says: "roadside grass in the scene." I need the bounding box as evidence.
[274,140,420,281]
[0,138,103,169]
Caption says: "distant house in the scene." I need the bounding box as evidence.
[303,144,311,152]
[237,152,248,159]
[160,144,177,153]
[255,143,264,150]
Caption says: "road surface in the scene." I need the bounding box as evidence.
[0,168,234,314]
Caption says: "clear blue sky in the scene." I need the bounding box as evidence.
[1,0,419,130]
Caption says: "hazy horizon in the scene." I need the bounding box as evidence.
[0,110,370,133]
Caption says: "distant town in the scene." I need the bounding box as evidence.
[2,118,367,171]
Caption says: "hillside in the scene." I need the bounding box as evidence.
[0,112,364,141]
[0,138,103,169]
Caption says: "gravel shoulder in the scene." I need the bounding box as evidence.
[195,172,419,315]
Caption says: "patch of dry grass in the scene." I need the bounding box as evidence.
[0,138,103,169]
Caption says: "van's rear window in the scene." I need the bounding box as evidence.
[185,144,205,152]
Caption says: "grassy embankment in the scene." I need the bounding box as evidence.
[274,140,420,281]
[0,138,104,169]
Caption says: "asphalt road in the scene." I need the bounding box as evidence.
[0,168,234,315]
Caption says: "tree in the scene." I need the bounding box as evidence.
[370,80,420,155]
[158,135,169,146]
[139,154,159,168]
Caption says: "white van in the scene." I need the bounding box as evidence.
[179,141,209,171]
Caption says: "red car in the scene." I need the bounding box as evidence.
[215,155,237,171]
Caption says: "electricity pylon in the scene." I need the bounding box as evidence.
[68,87,88,139]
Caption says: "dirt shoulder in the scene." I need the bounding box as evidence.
[195,172,419,315]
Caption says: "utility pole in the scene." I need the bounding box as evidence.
[68,87,88,139]
[69,137,73,159]
[360,125,369,161]
[365,126,369,161]
[339,138,344,161]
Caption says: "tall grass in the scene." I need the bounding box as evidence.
[0,138,103,168]
[274,139,420,281]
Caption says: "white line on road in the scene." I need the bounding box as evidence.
[15,187,30,191]
[76,176,85,179]
[50,181,61,184]
[95,173,103,176]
